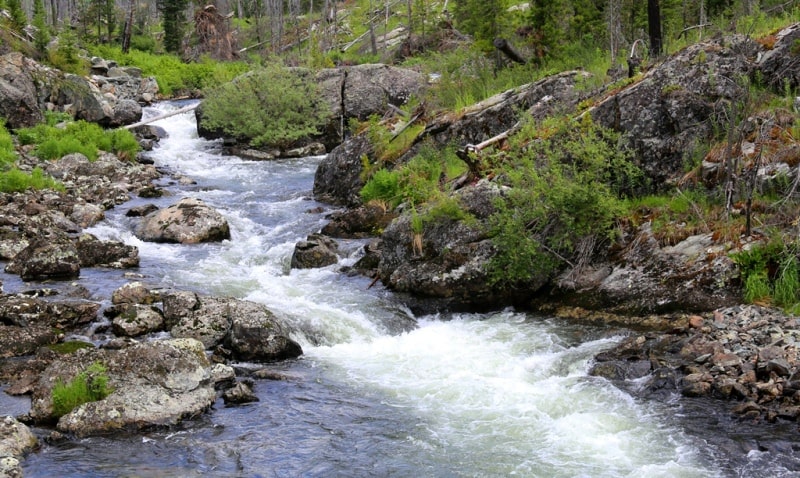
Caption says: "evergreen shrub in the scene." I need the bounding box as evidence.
[201,64,330,148]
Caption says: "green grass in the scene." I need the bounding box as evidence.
[51,362,113,418]
[47,341,96,354]
[18,120,140,162]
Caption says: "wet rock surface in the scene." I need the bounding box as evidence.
[135,197,231,244]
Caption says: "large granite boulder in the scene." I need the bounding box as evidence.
[5,236,81,281]
[75,234,139,268]
[28,339,223,436]
[162,291,303,361]
[0,294,99,357]
[0,416,37,478]
[0,52,45,128]
[135,197,231,244]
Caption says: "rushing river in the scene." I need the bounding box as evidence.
[7,102,799,477]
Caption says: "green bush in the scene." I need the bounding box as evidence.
[18,120,140,162]
[51,362,112,418]
[0,167,65,193]
[360,168,401,206]
[486,116,641,285]
[0,120,17,167]
[200,64,330,148]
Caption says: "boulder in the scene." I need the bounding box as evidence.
[758,23,800,91]
[5,236,81,281]
[111,304,165,337]
[222,379,259,405]
[162,292,302,361]
[0,324,58,359]
[135,197,231,244]
[224,300,303,361]
[313,134,374,207]
[590,35,758,188]
[545,227,740,315]
[0,416,37,478]
[111,281,158,305]
[321,204,398,239]
[0,52,45,128]
[376,181,528,308]
[29,338,220,436]
[109,98,143,127]
[76,234,140,268]
[70,203,105,228]
[0,294,99,329]
[290,233,339,269]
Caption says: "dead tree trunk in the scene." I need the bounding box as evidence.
[493,38,527,65]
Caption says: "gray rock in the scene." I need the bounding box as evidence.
[224,300,303,362]
[758,23,800,90]
[222,379,259,405]
[111,281,158,305]
[30,338,218,437]
[0,52,44,128]
[111,304,165,337]
[290,233,339,269]
[135,197,231,244]
[76,234,139,269]
[6,236,81,281]
[0,416,37,478]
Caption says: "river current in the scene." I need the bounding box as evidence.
[6,101,799,477]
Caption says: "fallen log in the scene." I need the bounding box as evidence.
[122,103,200,129]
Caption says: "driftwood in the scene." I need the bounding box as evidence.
[122,103,200,129]
[493,38,527,65]
[456,121,521,179]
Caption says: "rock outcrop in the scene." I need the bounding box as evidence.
[0,52,157,130]
[135,197,231,244]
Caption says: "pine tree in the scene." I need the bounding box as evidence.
[6,0,28,31]
[452,0,508,53]
[32,0,50,52]
[157,0,189,53]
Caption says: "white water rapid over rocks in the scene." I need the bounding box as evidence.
[10,101,798,477]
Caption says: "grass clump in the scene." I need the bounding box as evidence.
[200,64,330,149]
[0,120,65,193]
[732,237,800,311]
[51,362,113,418]
[18,120,140,161]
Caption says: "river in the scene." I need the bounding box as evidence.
[7,101,799,477]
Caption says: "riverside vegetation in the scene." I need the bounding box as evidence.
[1,0,800,470]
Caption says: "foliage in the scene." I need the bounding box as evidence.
[156,0,190,53]
[732,238,800,311]
[48,30,89,75]
[88,44,251,96]
[201,65,330,148]
[486,116,642,285]
[360,143,467,209]
[31,0,50,53]
[51,362,112,418]
[452,0,510,53]
[0,120,17,167]
[18,120,140,162]
[0,167,65,193]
